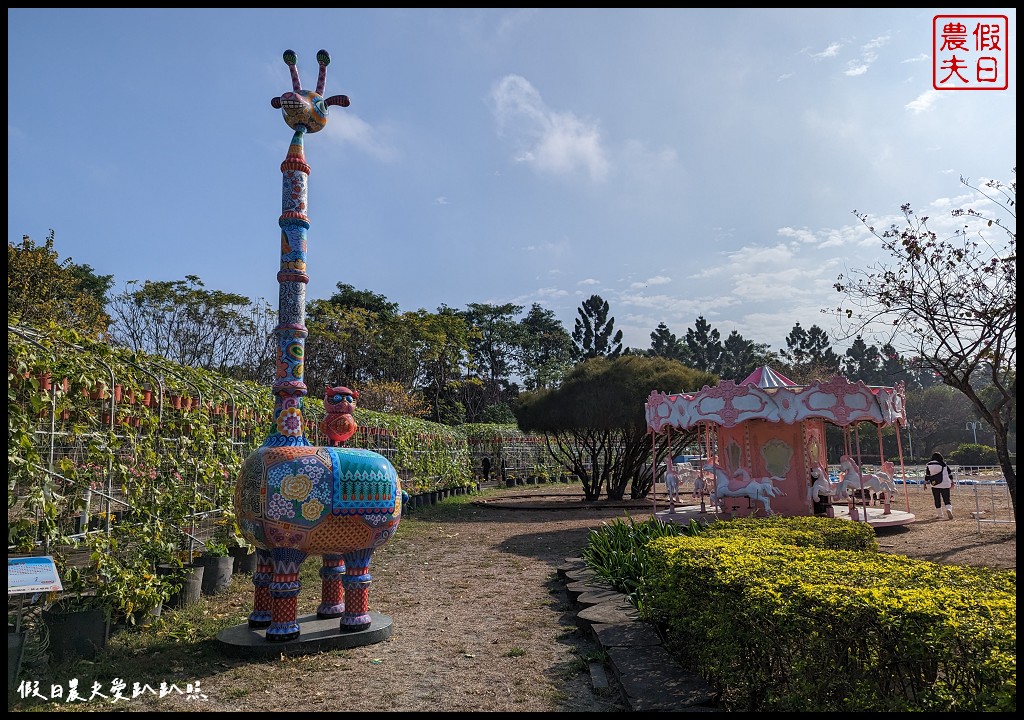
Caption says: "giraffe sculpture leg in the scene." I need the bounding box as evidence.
[267,547,308,642]
[248,548,274,628]
[340,549,374,632]
[317,553,346,618]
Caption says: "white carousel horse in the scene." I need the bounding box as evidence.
[665,463,698,506]
[664,465,681,504]
[810,465,837,503]
[810,465,837,514]
[691,466,707,499]
[703,465,784,515]
[836,456,896,500]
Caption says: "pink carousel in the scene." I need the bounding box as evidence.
[646,366,916,527]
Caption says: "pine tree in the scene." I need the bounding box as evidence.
[571,294,623,361]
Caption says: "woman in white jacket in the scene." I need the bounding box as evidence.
[925,452,955,520]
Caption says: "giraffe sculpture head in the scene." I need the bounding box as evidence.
[271,48,350,134]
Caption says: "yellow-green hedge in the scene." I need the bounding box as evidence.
[639,517,1015,712]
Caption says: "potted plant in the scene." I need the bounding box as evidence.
[41,566,112,663]
[9,626,27,688]
[158,553,205,610]
[225,518,258,574]
[195,538,233,596]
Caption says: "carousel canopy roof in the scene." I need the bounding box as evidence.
[739,365,796,388]
[645,366,906,432]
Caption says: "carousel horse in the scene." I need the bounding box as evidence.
[703,465,785,515]
[675,463,698,495]
[663,464,681,505]
[692,470,706,499]
[836,456,896,501]
[810,465,837,514]
[664,462,697,507]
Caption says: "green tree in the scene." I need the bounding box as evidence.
[460,302,525,413]
[648,322,687,362]
[515,356,715,501]
[107,276,264,374]
[682,316,723,375]
[306,284,418,390]
[904,386,979,458]
[719,330,776,381]
[780,322,841,382]
[518,303,574,391]
[305,301,377,391]
[8,230,113,338]
[572,295,623,361]
[842,336,883,384]
[409,307,473,425]
[837,171,1016,518]
[327,282,400,318]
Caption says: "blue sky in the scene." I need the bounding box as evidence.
[8,8,1016,353]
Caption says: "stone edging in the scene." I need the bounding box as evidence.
[557,557,722,712]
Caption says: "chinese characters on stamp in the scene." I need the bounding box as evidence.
[933,15,1009,90]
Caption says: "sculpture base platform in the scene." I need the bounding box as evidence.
[216,612,393,658]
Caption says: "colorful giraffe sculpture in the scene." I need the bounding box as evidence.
[234,50,405,642]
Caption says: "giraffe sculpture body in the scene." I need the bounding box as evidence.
[234,50,404,642]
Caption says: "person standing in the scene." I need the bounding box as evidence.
[926,452,955,520]
[482,456,491,482]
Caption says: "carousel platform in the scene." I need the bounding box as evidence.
[653,500,917,529]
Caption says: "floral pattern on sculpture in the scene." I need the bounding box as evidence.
[301,498,324,521]
[281,473,312,501]
[277,407,303,436]
[267,493,296,520]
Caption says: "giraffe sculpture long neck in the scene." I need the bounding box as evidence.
[261,49,348,448]
[263,128,312,447]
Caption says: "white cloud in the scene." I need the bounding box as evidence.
[629,275,672,289]
[905,90,942,114]
[862,35,890,50]
[323,112,399,162]
[812,42,843,59]
[530,286,569,299]
[902,53,929,64]
[490,74,610,182]
[776,227,819,245]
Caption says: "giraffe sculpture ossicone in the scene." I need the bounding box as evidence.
[234,50,405,643]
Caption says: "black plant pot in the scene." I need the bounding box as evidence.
[229,546,258,574]
[9,630,26,686]
[159,563,205,608]
[42,606,110,663]
[196,555,234,596]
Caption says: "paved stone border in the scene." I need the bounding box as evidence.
[557,558,722,712]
